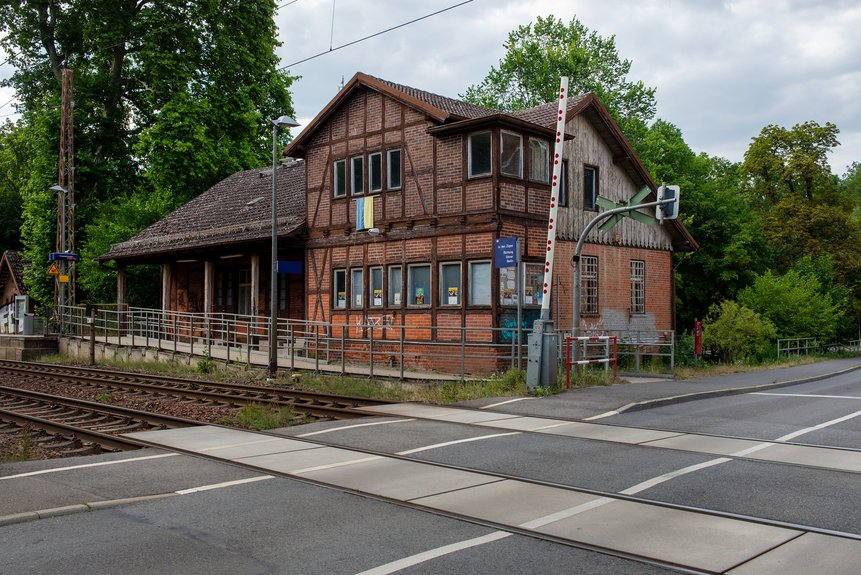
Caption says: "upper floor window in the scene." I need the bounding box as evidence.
[351,156,364,195]
[369,152,382,192]
[630,260,645,314]
[468,131,492,178]
[387,149,402,189]
[500,131,523,178]
[528,138,549,183]
[334,159,346,198]
[583,165,598,211]
[559,159,569,207]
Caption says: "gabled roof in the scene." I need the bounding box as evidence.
[1,250,27,296]
[98,163,306,264]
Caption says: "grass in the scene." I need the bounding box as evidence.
[1,429,32,463]
[233,404,300,430]
[674,354,818,380]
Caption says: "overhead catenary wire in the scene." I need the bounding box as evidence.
[281,0,475,69]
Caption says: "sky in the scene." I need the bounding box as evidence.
[1,0,859,174]
[272,0,861,175]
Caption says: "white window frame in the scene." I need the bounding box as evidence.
[351,155,364,196]
[369,152,382,193]
[581,256,598,315]
[440,262,462,306]
[584,165,598,211]
[468,131,492,178]
[333,159,346,198]
[333,269,347,309]
[468,260,491,306]
[500,130,523,178]
[407,263,431,307]
[350,267,364,308]
[369,266,383,307]
[528,138,549,183]
[387,148,402,190]
[388,265,402,307]
[630,260,645,314]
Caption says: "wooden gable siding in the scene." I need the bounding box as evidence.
[557,115,673,251]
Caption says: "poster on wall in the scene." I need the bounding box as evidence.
[415,287,425,305]
[448,287,459,305]
[337,291,346,307]
[373,289,383,306]
[524,286,534,305]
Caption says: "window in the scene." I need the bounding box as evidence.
[468,131,492,178]
[524,263,545,307]
[278,275,288,311]
[350,268,364,308]
[387,149,402,189]
[333,269,346,309]
[583,165,598,211]
[581,256,598,315]
[630,260,645,314]
[440,262,461,306]
[468,261,491,305]
[407,264,431,306]
[369,152,382,192]
[238,269,252,315]
[559,160,569,207]
[334,160,346,198]
[370,266,383,307]
[528,139,549,183]
[388,265,402,306]
[351,156,364,195]
[500,131,523,178]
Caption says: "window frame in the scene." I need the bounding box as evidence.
[351,155,364,196]
[387,148,402,190]
[333,159,346,198]
[439,261,462,307]
[238,269,252,316]
[407,263,431,307]
[369,266,384,308]
[630,260,645,315]
[528,138,550,183]
[350,267,364,309]
[468,260,492,306]
[500,130,523,178]
[388,265,403,307]
[467,130,492,178]
[278,274,288,312]
[333,268,347,309]
[581,255,599,316]
[369,152,382,193]
[558,159,569,207]
[583,165,598,211]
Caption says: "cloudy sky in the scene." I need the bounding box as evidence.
[274,0,861,175]
[1,0,858,174]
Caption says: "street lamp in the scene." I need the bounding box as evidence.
[269,115,300,381]
[50,184,70,332]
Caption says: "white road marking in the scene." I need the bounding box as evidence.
[619,458,733,495]
[582,410,621,421]
[775,409,861,443]
[291,455,384,475]
[752,392,861,400]
[518,497,616,529]
[479,397,534,410]
[396,432,521,455]
[199,437,284,452]
[354,532,512,575]
[0,453,179,480]
[297,418,415,437]
[175,475,274,494]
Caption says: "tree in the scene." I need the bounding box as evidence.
[0,121,31,251]
[462,15,656,145]
[702,300,777,363]
[0,1,295,306]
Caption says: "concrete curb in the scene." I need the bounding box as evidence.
[604,362,861,418]
[0,493,178,527]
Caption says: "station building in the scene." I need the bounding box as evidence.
[98,72,697,371]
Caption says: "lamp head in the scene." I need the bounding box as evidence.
[272,115,300,128]
[367,228,382,237]
[50,184,68,194]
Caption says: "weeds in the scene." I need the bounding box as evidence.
[95,392,110,402]
[235,404,300,430]
[1,429,32,463]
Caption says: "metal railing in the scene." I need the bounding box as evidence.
[777,337,818,357]
[565,336,617,387]
[559,328,675,378]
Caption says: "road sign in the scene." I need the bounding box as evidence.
[48,252,80,262]
[58,275,70,283]
[494,237,520,268]
[48,263,60,276]
[597,187,656,235]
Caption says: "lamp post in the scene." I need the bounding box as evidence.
[269,115,300,381]
[49,184,70,332]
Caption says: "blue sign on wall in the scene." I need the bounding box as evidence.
[277,260,303,274]
[494,237,519,268]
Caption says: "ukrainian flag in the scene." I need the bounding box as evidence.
[356,196,374,230]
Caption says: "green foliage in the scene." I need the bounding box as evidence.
[0,1,296,308]
[738,268,843,342]
[235,404,298,430]
[702,301,777,362]
[462,14,656,145]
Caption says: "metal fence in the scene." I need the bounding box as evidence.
[57,305,675,380]
[778,337,861,357]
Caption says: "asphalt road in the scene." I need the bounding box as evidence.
[2,364,860,574]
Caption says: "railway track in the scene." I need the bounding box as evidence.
[0,386,199,456]
[0,359,394,420]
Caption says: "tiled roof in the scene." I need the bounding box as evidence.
[1,250,27,294]
[99,163,306,262]
[510,95,591,127]
[371,76,500,121]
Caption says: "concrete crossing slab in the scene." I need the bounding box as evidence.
[642,434,765,455]
[426,410,521,424]
[125,425,262,451]
[477,416,573,431]
[537,423,683,444]
[410,479,605,526]
[235,446,381,475]
[199,437,317,458]
[536,499,800,574]
[726,532,861,574]
[355,403,465,418]
[750,443,861,473]
[302,457,503,501]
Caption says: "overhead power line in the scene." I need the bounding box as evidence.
[281,0,475,69]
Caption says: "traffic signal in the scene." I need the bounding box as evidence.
[657,185,680,223]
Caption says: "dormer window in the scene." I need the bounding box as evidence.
[468,131,492,178]
[500,131,523,178]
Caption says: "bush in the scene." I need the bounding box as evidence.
[702,300,777,362]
